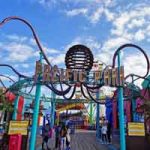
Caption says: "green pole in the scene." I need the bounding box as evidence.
[89,101,93,125]
[12,95,19,120]
[117,52,126,150]
[29,52,42,150]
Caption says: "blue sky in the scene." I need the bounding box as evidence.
[0,0,150,89]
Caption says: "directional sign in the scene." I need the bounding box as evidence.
[128,122,145,136]
[8,121,29,135]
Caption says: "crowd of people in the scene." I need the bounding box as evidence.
[42,123,71,150]
[41,117,112,149]
[99,117,112,144]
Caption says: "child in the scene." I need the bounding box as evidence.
[101,123,107,144]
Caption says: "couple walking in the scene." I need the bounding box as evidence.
[42,123,71,150]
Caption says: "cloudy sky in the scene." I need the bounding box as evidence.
[0,0,150,88]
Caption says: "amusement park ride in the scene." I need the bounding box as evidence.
[0,16,150,150]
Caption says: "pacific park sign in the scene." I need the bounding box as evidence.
[34,61,124,87]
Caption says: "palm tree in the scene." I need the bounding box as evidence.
[0,88,14,124]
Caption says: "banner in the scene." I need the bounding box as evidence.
[17,96,24,120]
[128,122,145,136]
[8,121,29,135]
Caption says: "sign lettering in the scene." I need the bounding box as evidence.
[34,62,124,87]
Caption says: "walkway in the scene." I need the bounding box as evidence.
[70,130,109,150]
[35,130,111,150]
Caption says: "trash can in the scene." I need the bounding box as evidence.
[9,134,22,150]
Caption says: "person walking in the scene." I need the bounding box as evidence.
[55,124,61,149]
[60,124,67,150]
[42,123,52,150]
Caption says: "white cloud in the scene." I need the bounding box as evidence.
[43,47,60,54]
[111,4,150,42]
[22,63,30,68]
[96,52,112,65]
[36,0,114,7]
[3,43,34,62]
[134,30,145,41]
[13,63,30,69]
[101,37,130,53]
[89,7,104,24]
[33,0,115,24]
[48,54,65,65]
[104,9,115,21]
[65,36,101,54]
[0,74,18,82]
[6,34,27,42]
[128,18,145,29]
[98,2,150,72]
[0,34,60,65]
[123,54,149,87]
[0,76,10,82]
[30,38,60,55]
[38,0,57,7]
[66,8,88,17]
[63,0,116,24]
[29,38,37,46]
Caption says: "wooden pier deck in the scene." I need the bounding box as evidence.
[35,130,109,150]
[70,130,109,150]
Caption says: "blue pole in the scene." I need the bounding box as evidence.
[29,53,42,150]
[132,99,136,121]
[131,76,136,122]
[12,95,19,120]
[96,90,100,139]
[117,52,126,150]
[22,101,25,120]
[51,89,56,128]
